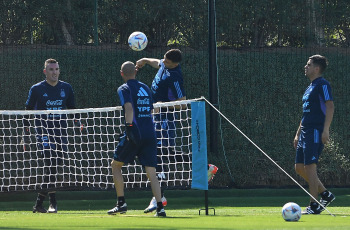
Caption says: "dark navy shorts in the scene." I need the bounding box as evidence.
[36,132,67,167]
[295,128,324,165]
[154,112,176,147]
[113,132,157,167]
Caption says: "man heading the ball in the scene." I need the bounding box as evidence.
[136,49,187,213]
[137,49,218,213]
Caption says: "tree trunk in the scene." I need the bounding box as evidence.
[61,19,74,45]
[60,0,74,45]
[307,0,324,46]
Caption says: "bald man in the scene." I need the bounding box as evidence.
[107,61,166,217]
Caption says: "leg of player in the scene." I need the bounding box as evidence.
[44,150,59,213]
[295,162,336,207]
[33,192,48,213]
[295,163,325,194]
[33,138,49,213]
[46,145,62,214]
[145,166,166,217]
[300,164,321,214]
[144,149,167,214]
[108,160,127,215]
[304,164,335,213]
[304,164,321,202]
[145,112,174,212]
[47,191,57,213]
[298,163,335,215]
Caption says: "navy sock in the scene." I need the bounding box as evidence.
[35,193,46,207]
[320,190,329,197]
[157,201,163,211]
[49,192,56,205]
[118,196,125,205]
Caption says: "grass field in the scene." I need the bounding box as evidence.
[0,188,349,230]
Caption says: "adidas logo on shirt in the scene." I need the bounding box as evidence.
[43,93,48,97]
[137,87,149,97]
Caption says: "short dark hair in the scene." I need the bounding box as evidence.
[44,58,58,69]
[165,49,182,63]
[121,61,136,77]
[309,55,328,73]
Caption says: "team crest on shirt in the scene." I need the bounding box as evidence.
[60,89,66,98]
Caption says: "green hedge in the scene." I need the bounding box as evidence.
[1,45,349,188]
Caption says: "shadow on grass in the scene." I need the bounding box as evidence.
[1,188,349,212]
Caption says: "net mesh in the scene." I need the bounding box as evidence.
[0,99,196,192]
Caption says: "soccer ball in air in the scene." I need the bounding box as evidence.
[281,202,301,221]
[128,31,148,51]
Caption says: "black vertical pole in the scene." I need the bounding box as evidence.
[208,0,218,154]
[206,0,217,216]
[205,190,209,215]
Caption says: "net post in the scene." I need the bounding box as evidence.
[208,0,219,155]
[199,190,215,215]
[191,101,215,216]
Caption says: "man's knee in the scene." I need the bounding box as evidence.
[304,163,318,177]
[145,166,157,179]
[295,163,304,175]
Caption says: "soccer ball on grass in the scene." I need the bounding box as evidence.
[281,202,301,221]
[128,31,148,51]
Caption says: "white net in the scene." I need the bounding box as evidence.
[0,99,197,192]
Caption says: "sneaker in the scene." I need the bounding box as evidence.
[107,203,127,215]
[320,191,335,211]
[208,164,218,182]
[144,196,167,213]
[154,208,166,217]
[33,205,47,213]
[301,204,322,215]
[47,203,57,213]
